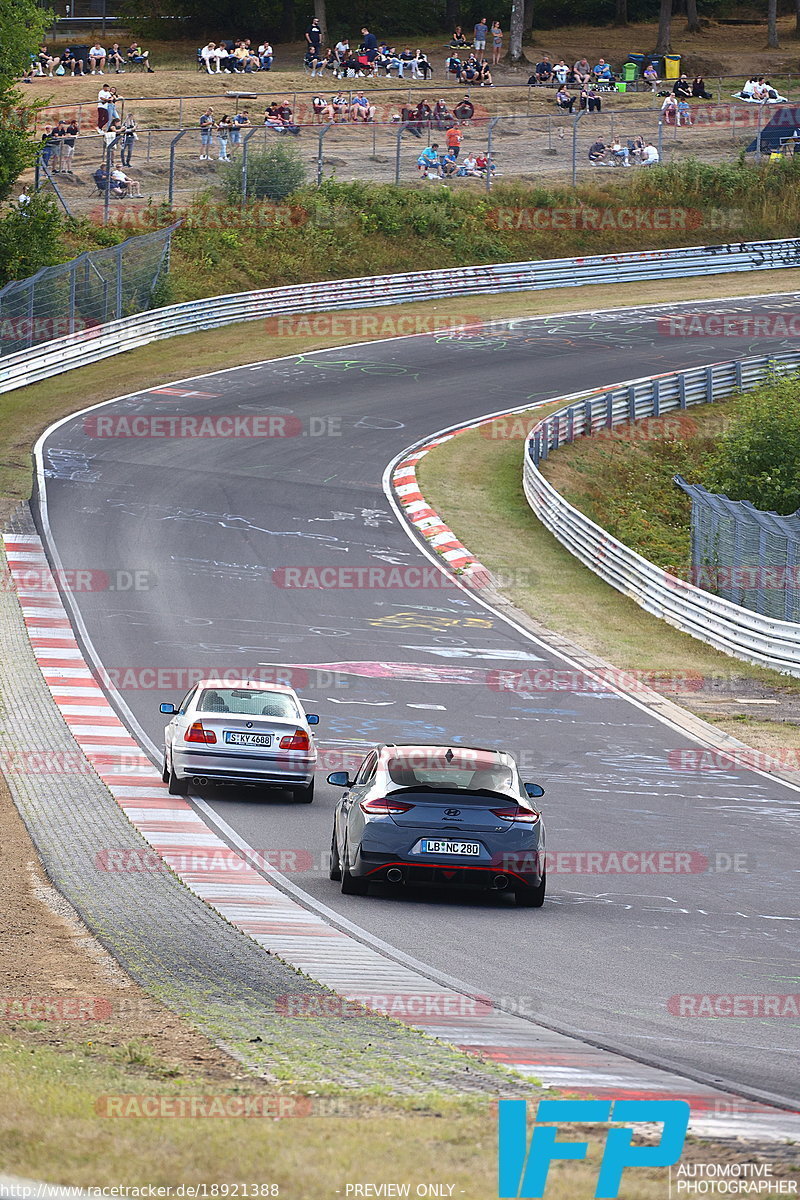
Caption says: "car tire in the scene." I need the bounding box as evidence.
[340,841,368,895]
[167,759,189,796]
[516,870,546,908]
[329,830,342,881]
[294,779,314,803]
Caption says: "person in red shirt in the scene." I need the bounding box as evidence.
[446,125,463,159]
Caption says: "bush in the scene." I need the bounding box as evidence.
[702,373,800,514]
[0,194,62,286]
[222,143,307,204]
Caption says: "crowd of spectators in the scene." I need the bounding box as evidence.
[588,136,659,165]
[200,40,274,73]
[22,41,153,80]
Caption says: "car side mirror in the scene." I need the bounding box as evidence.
[524,782,545,799]
[327,771,352,787]
[305,713,319,725]
[160,703,176,715]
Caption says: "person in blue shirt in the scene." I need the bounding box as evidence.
[417,143,440,177]
[440,148,459,176]
[474,19,488,51]
[592,59,613,83]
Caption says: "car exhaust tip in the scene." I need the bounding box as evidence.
[386,867,404,883]
[192,776,208,787]
[493,874,509,890]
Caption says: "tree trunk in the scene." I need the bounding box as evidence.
[614,0,628,25]
[796,0,800,38]
[314,0,328,46]
[506,0,529,63]
[655,0,673,55]
[279,0,295,43]
[446,0,461,34]
[685,0,700,33]
[524,0,534,36]
[768,0,779,47]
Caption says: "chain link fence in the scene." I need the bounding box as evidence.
[0,224,177,356]
[675,477,800,622]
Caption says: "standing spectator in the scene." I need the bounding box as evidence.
[692,75,712,99]
[230,110,250,149]
[217,114,232,160]
[39,126,57,168]
[61,118,79,172]
[445,123,462,157]
[52,120,67,171]
[258,42,274,70]
[119,115,137,166]
[97,83,112,130]
[105,87,122,124]
[474,18,488,52]
[306,19,322,57]
[199,107,214,158]
[573,57,591,84]
[89,42,106,74]
[360,28,378,61]
[491,21,503,65]
[107,43,124,71]
[201,42,220,73]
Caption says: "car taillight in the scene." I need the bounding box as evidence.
[279,728,311,750]
[184,722,216,744]
[491,806,539,824]
[360,797,415,815]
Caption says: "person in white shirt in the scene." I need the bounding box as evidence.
[111,167,141,196]
[89,43,106,73]
[258,42,273,69]
[641,142,659,165]
[553,60,569,85]
[201,42,220,73]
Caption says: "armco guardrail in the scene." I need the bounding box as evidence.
[523,350,800,676]
[2,237,800,395]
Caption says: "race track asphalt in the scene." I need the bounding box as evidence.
[37,295,800,1105]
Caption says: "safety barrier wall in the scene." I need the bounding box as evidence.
[3,236,800,394]
[522,350,800,675]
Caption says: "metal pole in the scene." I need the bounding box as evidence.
[755,102,766,162]
[657,116,664,160]
[179,97,183,128]
[146,131,152,163]
[241,126,259,204]
[486,115,500,193]
[317,123,332,186]
[69,260,76,335]
[103,139,112,226]
[395,124,404,185]
[115,243,123,320]
[571,109,584,186]
[168,129,187,206]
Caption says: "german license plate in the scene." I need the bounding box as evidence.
[224,731,272,747]
[421,840,480,856]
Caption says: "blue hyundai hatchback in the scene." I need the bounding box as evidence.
[328,743,546,906]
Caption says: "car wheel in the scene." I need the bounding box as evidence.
[161,755,169,784]
[329,829,342,881]
[516,870,546,908]
[293,779,314,803]
[340,841,368,895]
[168,759,189,796]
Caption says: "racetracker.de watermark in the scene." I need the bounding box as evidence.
[500,850,750,874]
[81,414,341,438]
[98,666,350,690]
[487,206,705,231]
[668,748,800,772]
[274,991,493,1021]
[482,414,699,441]
[668,994,800,1017]
[658,312,800,338]
[0,996,112,1020]
[270,565,532,589]
[486,666,705,694]
[96,1095,311,1118]
[1,567,155,592]
[263,312,486,339]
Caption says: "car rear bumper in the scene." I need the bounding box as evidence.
[352,850,543,890]
[174,747,315,787]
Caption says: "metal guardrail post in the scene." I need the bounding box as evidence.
[486,116,500,193]
[115,244,124,320]
[168,129,188,206]
[69,260,77,336]
[241,126,260,204]
[755,102,766,163]
[317,123,333,186]
[657,117,664,161]
[395,124,406,186]
[571,109,587,186]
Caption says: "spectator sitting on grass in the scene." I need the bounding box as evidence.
[450,26,468,49]
[588,138,606,163]
[457,152,481,176]
[640,141,659,165]
[94,163,124,195]
[677,97,691,124]
[573,57,591,84]
[555,85,575,112]
[440,147,459,176]
[111,167,141,196]
[61,47,85,75]
[477,58,493,85]
[475,151,495,176]
[258,41,273,69]
[447,53,463,82]
[454,96,474,122]
[38,45,62,77]
[534,55,554,84]
[692,75,712,98]
[415,49,433,79]
[592,58,613,84]
[553,60,570,84]
[417,143,441,177]
[351,93,376,121]
[580,85,601,112]
[462,57,479,84]
[673,74,691,99]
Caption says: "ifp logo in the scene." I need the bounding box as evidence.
[498,1098,690,1197]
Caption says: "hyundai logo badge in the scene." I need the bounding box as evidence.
[444,808,461,817]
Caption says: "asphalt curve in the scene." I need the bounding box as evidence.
[37,295,800,1106]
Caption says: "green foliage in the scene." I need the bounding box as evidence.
[222,143,307,203]
[0,0,52,82]
[0,0,52,204]
[702,374,800,514]
[0,195,63,287]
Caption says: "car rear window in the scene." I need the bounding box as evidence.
[196,688,300,718]
[385,750,515,795]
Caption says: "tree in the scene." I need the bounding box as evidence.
[0,0,51,204]
[524,0,534,37]
[614,0,629,27]
[655,0,673,54]
[685,0,700,33]
[767,0,779,47]
[223,143,306,203]
[313,0,328,47]
[506,0,529,65]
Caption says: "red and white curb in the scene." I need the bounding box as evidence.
[4,530,800,1140]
